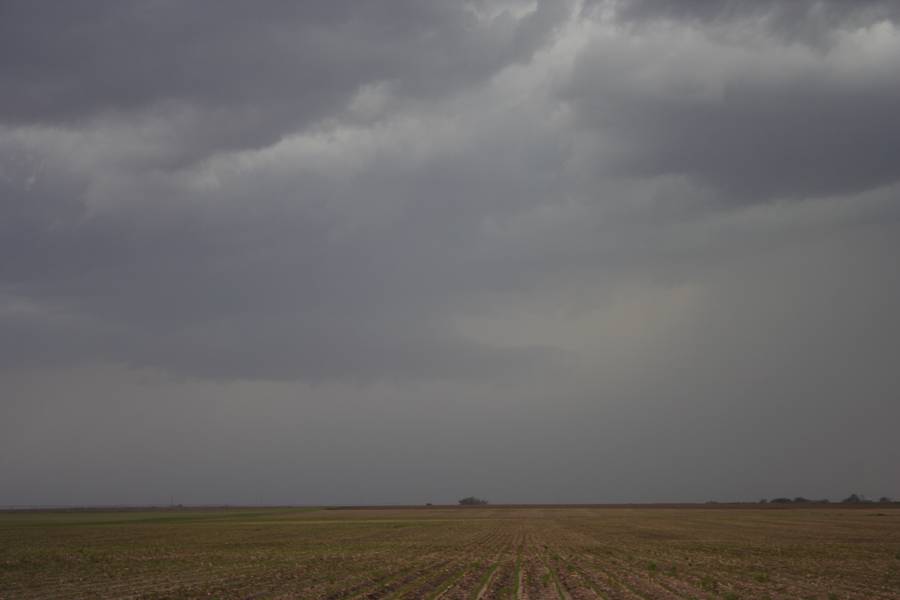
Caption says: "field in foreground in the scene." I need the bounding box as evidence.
[1,506,899,599]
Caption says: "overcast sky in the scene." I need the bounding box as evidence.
[2,0,899,506]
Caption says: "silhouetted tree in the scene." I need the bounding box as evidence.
[458,496,488,506]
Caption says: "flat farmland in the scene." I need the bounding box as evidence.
[1,506,898,599]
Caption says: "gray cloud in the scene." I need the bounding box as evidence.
[608,0,900,37]
[0,0,570,164]
[568,2,900,202]
[1,1,898,505]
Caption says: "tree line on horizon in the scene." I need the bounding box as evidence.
[453,495,897,507]
[757,493,894,504]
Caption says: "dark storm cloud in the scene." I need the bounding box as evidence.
[1,1,899,505]
[0,0,573,380]
[609,0,900,34]
[568,0,900,202]
[0,0,569,163]
[2,0,898,382]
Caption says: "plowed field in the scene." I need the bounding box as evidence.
[2,506,898,598]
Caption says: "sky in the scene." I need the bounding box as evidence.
[1,0,899,506]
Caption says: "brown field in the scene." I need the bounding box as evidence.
[1,505,898,599]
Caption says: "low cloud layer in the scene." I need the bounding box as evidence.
[2,1,898,505]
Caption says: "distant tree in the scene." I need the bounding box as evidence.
[758,499,768,504]
[770,497,792,504]
[878,496,893,503]
[842,493,863,504]
[458,496,488,506]
[793,497,810,503]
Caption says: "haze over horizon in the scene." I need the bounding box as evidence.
[2,0,899,507]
